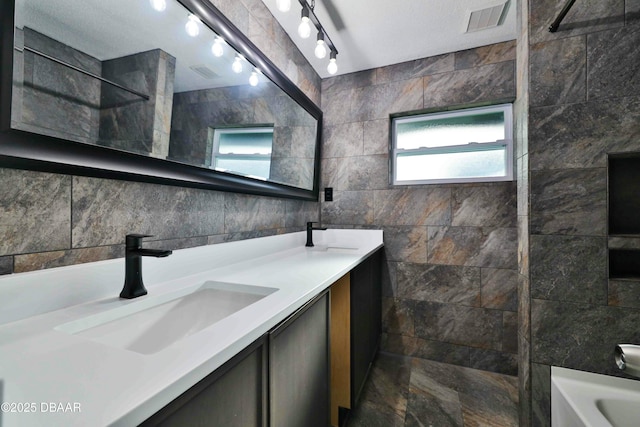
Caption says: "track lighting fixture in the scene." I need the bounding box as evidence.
[314,31,327,59]
[281,0,339,75]
[327,50,337,75]
[298,6,312,38]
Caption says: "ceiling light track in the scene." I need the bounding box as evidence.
[280,0,339,74]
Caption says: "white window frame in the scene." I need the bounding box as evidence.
[391,103,514,185]
[211,126,274,180]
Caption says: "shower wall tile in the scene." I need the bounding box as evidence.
[352,78,424,121]
[530,36,586,107]
[531,363,551,427]
[375,53,454,84]
[480,268,518,311]
[468,348,518,376]
[321,69,376,95]
[423,61,516,109]
[381,333,471,367]
[346,155,389,190]
[531,299,640,375]
[0,257,13,276]
[321,41,517,375]
[587,25,640,100]
[224,194,286,232]
[363,119,390,155]
[413,301,503,350]
[396,263,481,306]
[530,168,607,235]
[530,235,607,304]
[14,246,124,273]
[529,97,640,170]
[283,200,319,229]
[320,158,347,191]
[451,183,517,228]
[529,0,624,44]
[608,279,640,308]
[381,226,428,263]
[427,226,517,269]
[382,297,415,336]
[374,188,451,226]
[0,169,70,255]
[454,40,516,70]
[71,177,225,247]
[321,190,374,226]
[322,122,364,158]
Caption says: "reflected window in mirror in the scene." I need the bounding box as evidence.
[211,126,274,181]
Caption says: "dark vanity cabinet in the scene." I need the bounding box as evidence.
[142,337,267,427]
[350,249,382,407]
[143,249,381,427]
[329,249,383,426]
[269,291,330,427]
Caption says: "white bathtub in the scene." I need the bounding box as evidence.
[552,366,640,427]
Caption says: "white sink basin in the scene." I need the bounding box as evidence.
[552,366,640,427]
[56,281,277,355]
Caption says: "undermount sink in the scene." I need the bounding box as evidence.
[56,281,277,355]
[552,366,640,427]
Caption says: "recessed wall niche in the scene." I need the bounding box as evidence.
[608,153,640,279]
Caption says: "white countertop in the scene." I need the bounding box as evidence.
[0,229,383,426]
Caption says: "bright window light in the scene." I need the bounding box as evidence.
[391,104,513,185]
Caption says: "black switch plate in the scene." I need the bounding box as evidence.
[324,187,333,202]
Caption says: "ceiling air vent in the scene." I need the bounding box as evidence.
[189,64,219,79]
[466,1,508,32]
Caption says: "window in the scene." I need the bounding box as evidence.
[211,126,274,180]
[391,104,513,185]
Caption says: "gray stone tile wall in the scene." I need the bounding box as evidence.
[321,41,518,376]
[525,0,640,424]
[0,0,320,274]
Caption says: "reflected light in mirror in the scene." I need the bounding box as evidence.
[232,55,243,73]
[276,0,291,13]
[211,36,224,57]
[249,70,259,86]
[185,14,200,37]
[150,0,166,12]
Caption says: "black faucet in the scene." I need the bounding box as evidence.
[120,234,172,299]
[305,222,327,247]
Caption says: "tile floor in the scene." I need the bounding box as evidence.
[347,352,519,427]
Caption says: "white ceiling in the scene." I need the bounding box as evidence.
[261,0,517,78]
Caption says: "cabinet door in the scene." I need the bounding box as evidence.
[142,337,267,427]
[350,249,382,407]
[269,291,330,427]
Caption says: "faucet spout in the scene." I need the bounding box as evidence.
[120,234,173,299]
[306,221,327,247]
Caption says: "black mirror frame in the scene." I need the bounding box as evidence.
[0,0,322,201]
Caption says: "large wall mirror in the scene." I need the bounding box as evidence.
[0,0,321,200]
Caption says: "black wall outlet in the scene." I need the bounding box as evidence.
[324,187,333,202]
